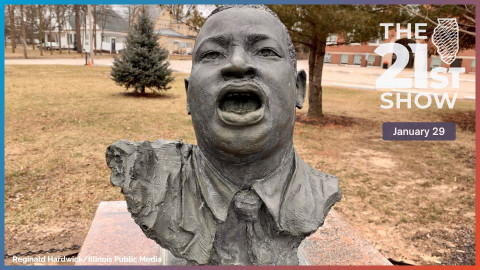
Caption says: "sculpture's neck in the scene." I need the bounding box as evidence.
[199,141,295,189]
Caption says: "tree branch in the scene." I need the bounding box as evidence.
[398,5,476,37]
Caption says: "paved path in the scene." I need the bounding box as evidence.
[5,58,475,99]
[5,58,114,66]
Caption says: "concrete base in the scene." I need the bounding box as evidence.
[76,201,391,265]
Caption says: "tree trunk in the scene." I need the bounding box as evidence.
[93,6,97,55]
[100,32,103,55]
[20,5,28,59]
[57,14,62,54]
[28,6,35,50]
[38,5,43,56]
[67,30,70,53]
[88,5,94,65]
[9,5,16,53]
[100,18,107,55]
[49,28,53,55]
[141,86,146,95]
[75,5,82,53]
[307,39,326,117]
[58,30,62,54]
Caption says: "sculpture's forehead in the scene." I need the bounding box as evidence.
[197,8,287,46]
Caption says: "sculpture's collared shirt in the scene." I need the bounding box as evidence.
[196,146,301,264]
[106,139,341,265]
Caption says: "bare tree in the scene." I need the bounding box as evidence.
[398,5,475,37]
[97,5,112,55]
[7,5,16,53]
[19,5,28,58]
[74,5,82,53]
[37,5,44,56]
[54,5,69,54]
[23,5,37,50]
[158,5,205,34]
[88,5,94,64]
[5,7,9,49]
[63,5,74,54]
[92,5,98,54]
[185,6,206,33]
[397,5,475,54]
[125,5,140,31]
[45,6,55,55]
[159,5,194,23]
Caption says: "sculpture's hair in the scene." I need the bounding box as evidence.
[205,5,297,70]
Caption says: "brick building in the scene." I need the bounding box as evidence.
[298,28,475,74]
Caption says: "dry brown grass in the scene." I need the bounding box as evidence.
[168,54,192,60]
[4,65,475,265]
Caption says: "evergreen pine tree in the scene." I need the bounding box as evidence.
[111,11,173,95]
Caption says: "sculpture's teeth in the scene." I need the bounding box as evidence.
[220,91,262,115]
[432,18,459,65]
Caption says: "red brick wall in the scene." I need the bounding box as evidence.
[326,45,378,54]
[331,54,341,65]
[347,55,353,65]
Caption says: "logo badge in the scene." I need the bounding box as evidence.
[432,18,459,65]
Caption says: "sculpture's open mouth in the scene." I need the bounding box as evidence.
[217,82,265,126]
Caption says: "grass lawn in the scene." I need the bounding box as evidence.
[4,65,475,265]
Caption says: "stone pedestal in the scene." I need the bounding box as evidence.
[76,201,391,265]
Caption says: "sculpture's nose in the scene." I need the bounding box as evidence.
[221,47,255,80]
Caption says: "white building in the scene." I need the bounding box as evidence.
[43,9,128,54]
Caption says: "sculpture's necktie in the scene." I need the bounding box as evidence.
[233,189,262,221]
[233,189,274,264]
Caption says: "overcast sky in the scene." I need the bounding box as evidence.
[197,5,216,17]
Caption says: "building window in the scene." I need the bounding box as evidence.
[367,55,375,66]
[353,54,362,65]
[340,54,349,64]
[450,58,462,68]
[186,42,193,48]
[177,25,180,30]
[164,22,167,28]
[431,58,441,69]
[324,53,331,63]
[326,34,338,45]
[169,40,173,45]
[471,59,475,67]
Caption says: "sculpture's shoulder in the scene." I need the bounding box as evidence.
[105,139,194,226]
[106,139,193,183]
[106,139,215,265]
[298,157,341,204]
[280,155,341,236]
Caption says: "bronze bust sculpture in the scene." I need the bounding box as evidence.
[106,5,341,265]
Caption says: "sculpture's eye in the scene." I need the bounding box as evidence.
[256,48,280,58]
[202,51,223,61]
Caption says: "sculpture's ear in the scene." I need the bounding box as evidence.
[295,70,307,109]
[185,78,191,115]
